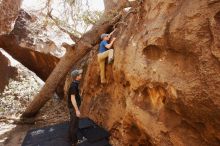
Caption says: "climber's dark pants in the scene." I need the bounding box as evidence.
[68,108,79,144]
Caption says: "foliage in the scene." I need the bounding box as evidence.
[45,0,103,37]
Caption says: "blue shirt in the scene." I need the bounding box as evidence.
[99,40,108,53]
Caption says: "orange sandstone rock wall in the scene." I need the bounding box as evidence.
[79,0,220,146]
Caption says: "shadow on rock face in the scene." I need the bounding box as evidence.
[214,11,220,22]
[0,51,18,93]
[143,45,164,61]
[122,114,153,146]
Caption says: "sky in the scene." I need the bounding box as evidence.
[22,0,104,12]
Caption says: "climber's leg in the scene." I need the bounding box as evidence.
[98,53,108,83]
[107,49,114,64]
[100,59,106,83]
[68,109,78,145]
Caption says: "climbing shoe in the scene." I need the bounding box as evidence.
[101,80,107,84]
[108,58,113,64]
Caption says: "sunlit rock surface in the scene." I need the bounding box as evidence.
[0,50,44,117]
[0,0,21,35]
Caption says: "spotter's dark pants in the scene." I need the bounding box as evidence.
[69,108,79,144]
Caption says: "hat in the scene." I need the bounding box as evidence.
[100,33,109,39]
[71,69,83,77]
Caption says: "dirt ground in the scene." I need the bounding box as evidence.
[0,99,69,146]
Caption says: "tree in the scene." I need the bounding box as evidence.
[22,0,136,117]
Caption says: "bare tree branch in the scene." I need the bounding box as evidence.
[61,42,75,51]
[126,0,139,7]
[47,10,80,42]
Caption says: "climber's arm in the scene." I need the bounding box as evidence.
[105,38,116,49]
[109,29,116,37]
[71,95,80,117]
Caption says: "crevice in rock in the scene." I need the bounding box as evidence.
[133,84,169,112]
[214,11,220,22]
[143,45,163,61]
[122,115,153,146]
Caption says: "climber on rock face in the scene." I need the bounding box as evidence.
[98,30,116,84]
[67,69,83,146]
